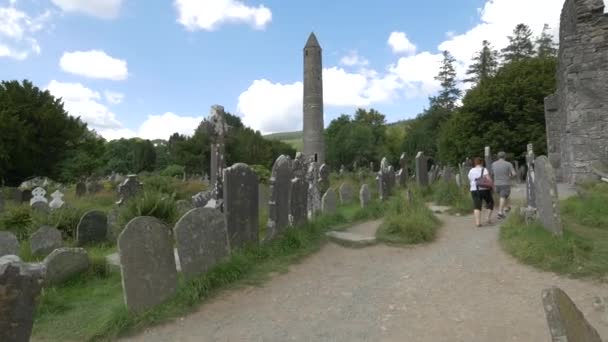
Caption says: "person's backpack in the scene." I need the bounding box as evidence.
[475,167,494,189]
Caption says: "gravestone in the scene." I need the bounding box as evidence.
[192,190,213,208]
[223,163,259,250]
[415,151,429,186]
[0,255,45,342]
[31,201,50,215]
[75,182,86,197]
[388,165,396,192]
[526,144,536,208]
[43,247,89,286]
[534,156,563,236]
[49,190,65,210]
[338,183,353,204]
[86,179,102,194]
[0,231,19,257]
[290,177,308,226]
[318,163,330,194]
[321,189,337,214]
[76,210,108,245]
[306,162,321,218]
[176,199,194,217]
[117,175,142,205]
[29,187,47,205]
[118,216,178,314]
[359,184,370,209]
[30,225,63,257]
[174,208,229,277]
[107,207,120,241]
[542,287,602,342]
[292,152,307,179]
[267,155,293,239]
[21,189,32,203]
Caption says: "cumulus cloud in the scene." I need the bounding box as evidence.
[138,112,204,140]
[47,80,124,130]
[387,31,417,55]
[51,0,123,19]
[339,51,369,67]
[0,4,50,60]
[174,0,272,31]
[60,50,128,80]
[104,90,124,104]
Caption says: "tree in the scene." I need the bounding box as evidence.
[501,24,535,63]
[0,80,95,185]
[432,50,462,111]
[536,24,558,58]
[464,40,499,84]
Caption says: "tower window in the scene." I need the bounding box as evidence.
[305,50,308,56]
[314,153,318,162]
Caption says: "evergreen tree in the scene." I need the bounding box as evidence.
[432,50,462,111]
[536,24,558,58]
[464,40,499,84]
[501,23,535,63]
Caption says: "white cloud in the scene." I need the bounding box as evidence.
[104,90,124,104]
[387,31,417,55]
[138,112,204,140]
[0,4,50,60]
[97,128,137,141]
[46,80,124,130]
[51,0,123,19]
[339,51,369,67]
[174,0,272,31]
[60,50,128,80]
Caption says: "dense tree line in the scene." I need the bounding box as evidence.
[0,80,294,186]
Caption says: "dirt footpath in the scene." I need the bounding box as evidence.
[120,211,608,342]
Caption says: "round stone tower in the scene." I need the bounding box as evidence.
[303,32,325,164]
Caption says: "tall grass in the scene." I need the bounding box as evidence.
[429,180,474,215]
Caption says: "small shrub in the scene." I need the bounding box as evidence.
[118,191,179,231]
[161,164,185,178]
[0,204,33,240]
[141,175,175,195]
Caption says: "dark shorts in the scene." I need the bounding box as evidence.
[471,190,494,211]
[495,185,511,198]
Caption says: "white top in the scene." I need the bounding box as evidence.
[468,166,490,191]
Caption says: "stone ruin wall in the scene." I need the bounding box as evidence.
[547,0,608,183]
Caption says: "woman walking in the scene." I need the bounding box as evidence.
[468,157,494,227]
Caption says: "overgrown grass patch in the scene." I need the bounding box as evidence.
[376,191,441,245]
[500,183,608,279]
[430,180,473,215]
[31,199,385,342]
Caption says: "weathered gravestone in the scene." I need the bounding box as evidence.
[106,207,121,241]
[307,162,322,218]
[31,201,50,215]
[174,208,229,277]
[290,178,308,226]
[388,165,396,192]
[534,156,563,236]
[338,183,353,204]
[21,189,32,203]
[118,216,178,314]
[76,210,108,245]
[192,190,213,208]
[267,155,293,239]
[75,181,86,197]
[359,184,370,209]
[43,247,89,286]
[49,190,65,210]
[415,151,429,186]
[30,226,63,257]
[29,187,47,205]
[0,231,19,257]
[223,163,259,250]
[526,144,536,208]
[542,287,602,342]
[117,175,142,205]
[0,255,45,342]
[321,189,337,214]
[292,152,307,179]
[318,163,330,194]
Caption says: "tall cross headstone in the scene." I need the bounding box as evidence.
[49,190,64,210]
[209,105,227,199]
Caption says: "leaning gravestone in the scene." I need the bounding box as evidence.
[75,182,86,197]
[321,189,337,214]
[43,247,89,286]
[49,190,65,210]
[290,177,308,226]
[30,225,63,257]
[338,183,353,204]
[534,156,563,236]
[415,151,429,186]
[117,175,142,205]
[359,184,370,209]
[76,210,108,245]
[223,163,259,250]
[542,287,602,342]
[174,208,229,277]
[267,155,293,239]
[0,255,45,342]
[118,216,178,314]
[0,231,19,257]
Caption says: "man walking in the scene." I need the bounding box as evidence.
[491,151,516,219]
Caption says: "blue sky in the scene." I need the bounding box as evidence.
[1,0,562,140]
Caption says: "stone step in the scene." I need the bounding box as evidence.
[325,231,377,248]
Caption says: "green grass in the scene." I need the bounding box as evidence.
[429,180,474,215]
[263,131,303,141]
[376,190,441,245]
[31,196,386,342]
[500,182,608,279]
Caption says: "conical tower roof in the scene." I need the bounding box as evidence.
[305,32,320,48]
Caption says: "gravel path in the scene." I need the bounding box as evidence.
[121,207,608,341]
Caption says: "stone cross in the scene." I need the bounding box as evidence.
[49,190,65,210]
[29,187,47,205]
